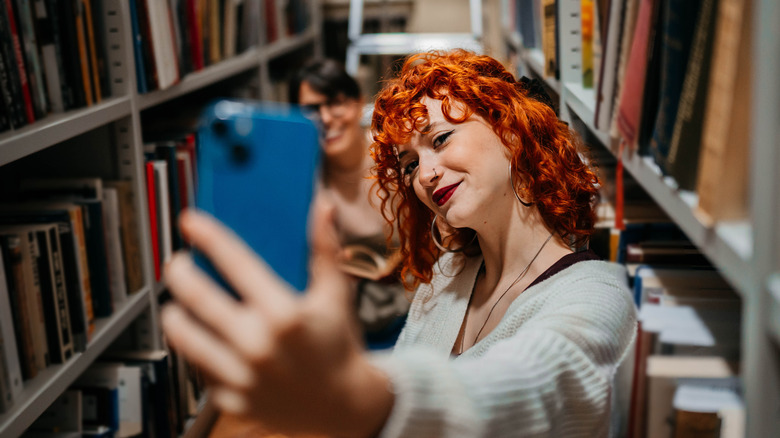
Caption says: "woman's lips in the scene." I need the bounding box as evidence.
[433,183,460,206]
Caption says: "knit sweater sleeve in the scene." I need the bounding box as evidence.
[370,262,637,438]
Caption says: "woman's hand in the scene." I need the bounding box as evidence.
[161,200,394,437]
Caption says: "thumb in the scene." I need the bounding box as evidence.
[308,196,352,307]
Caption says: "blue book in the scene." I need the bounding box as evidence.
[128,0,147,94]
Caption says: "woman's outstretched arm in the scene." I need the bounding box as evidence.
[161,200,394,437]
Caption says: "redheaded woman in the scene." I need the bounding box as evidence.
[161,50,636,437]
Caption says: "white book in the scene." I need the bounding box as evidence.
[0,248,24,402]
[152,161,173,264]
[101,188,128,308]
[117,365,143,437]
[145,0,179,89]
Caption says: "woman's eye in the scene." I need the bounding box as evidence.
[402,161,418,177]
[433,130,453,147]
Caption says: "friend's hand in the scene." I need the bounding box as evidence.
[161,200,394,437]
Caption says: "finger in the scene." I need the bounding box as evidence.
[308,197,353,309]
[179,209,297,314]
[160,304,254,389]
[210,386,249,415]
[165,252,276,358]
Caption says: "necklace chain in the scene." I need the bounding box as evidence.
[459,232,554,354]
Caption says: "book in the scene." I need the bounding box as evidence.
[581,0,595,88]
[127,0,148,93]
[151,160,173,266]
[541,0,558,78]
[2,0,35,123]
[144,0,179,89]
[31,0,64,113]
[145,161,161,282]
[594,0,625,131]
[663,0,718,192]
[694,0,752,225]
[81,0,102,103]
[73,362,122,433]
[101,349,178,438]
[0,247,24,403]
[0,228,49,371]
[608,0,640,139]
[339,244,402,282]
[0,202,96,352]
[104,180,144,295]
[645,356,739,438]
[0,0,28,128]
[646,0,703,174]
[672,384,744,438]
[1,223,74,364]
[19,178,114,318]
[615,0,661,150]
[14,0,48,118]
[154,142,183,250]
[53,0,87,108]
[0,234,37,379]
[101,187,128,310]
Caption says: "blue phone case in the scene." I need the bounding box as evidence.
[194,99,320,294]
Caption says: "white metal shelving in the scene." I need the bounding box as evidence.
[0,0,322,436]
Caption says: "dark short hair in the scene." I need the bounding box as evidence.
[288,58,362,104]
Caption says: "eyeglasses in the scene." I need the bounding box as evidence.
[300,95,354,119]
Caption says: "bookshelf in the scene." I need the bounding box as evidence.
[0,0,322,436]
[503,0,778,436]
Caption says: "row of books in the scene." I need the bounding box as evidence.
[0,0,113,133]
[511,0,752,226]
[24,346,205,438]
[130,0,312,95]
[0,177,143,414]
[589,194,744,437]
[143,134,198,281]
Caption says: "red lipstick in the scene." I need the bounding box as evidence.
[433,183,460,206]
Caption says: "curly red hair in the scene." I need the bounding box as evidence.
[371,50,600,290]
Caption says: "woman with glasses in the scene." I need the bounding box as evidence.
[161,50,636,437]
[289,59,409,349]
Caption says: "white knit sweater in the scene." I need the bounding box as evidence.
[371,252,637,437]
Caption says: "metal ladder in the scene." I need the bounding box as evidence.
[344,0,484,76]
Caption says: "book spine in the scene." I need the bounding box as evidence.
[14,0,48,118]
[81,202,113,318]
[53,220,88,352]
[0,245,24,401]
[72,0,93,105]
[69,205,95,338]
[81,0,101,102]
[0,0,27,128]
[20,230,48,369]
[127,0,147,93]
[3,0,35,123]
[34,229,66,364]
[0,234,37,380]
[46,226,75,361]
[33,0,64,112]
[145,161,161,282]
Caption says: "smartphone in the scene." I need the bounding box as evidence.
[194,99,320,295]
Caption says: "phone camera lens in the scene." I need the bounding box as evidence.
[230,144,250,164]
[212,120,228,136]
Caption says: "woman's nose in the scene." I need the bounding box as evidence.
[418,165,440,187]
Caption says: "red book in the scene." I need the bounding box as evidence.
[185,0,204,70]
[145,161,161,281]
[615,0,660,150]
[4,0,34,123]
